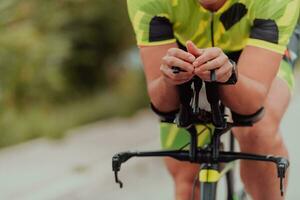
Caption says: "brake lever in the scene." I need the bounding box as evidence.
[112,152,134,188]
[114,170,123,188]
[276,158,289,196]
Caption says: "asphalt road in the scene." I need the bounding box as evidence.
[0,72,299,200]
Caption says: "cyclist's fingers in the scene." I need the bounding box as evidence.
[215,61,232,81]
[194,70,211,82]
[217,71,232,83]
[160,64,194,82]
[196,68,230,83]
[198,54,228,72]
[193,47,222,67]
[166,48,196,63]
[161,71,194,85]
[195,68,209,76]
[162,55,195,73]
[186,41,204,57]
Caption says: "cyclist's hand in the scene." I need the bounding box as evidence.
[187,41,233,82]
[160,47,196,85]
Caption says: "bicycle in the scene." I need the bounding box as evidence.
[112,71,289,200]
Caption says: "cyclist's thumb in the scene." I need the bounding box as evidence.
[186,41,202,57]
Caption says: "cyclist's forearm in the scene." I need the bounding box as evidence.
[148,76,180,112]
[219,74,268,115]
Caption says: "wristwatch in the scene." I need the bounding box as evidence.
[222,59,238,85]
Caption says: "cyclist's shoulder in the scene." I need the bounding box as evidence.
[127,0,167,17]
[249,0,299,17]
[249,0,297,8]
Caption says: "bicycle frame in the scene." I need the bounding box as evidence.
[112,77,289,200]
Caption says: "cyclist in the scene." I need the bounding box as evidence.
[127,0,300,199]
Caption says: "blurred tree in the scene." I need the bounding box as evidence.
[0,0,70,108]
[0,0,147,147]
[0,0,135,108]
[62,0,134,92]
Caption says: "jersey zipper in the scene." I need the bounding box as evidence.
[210,12,215,47]
[210,12,216,81]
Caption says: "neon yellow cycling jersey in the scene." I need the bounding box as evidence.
[127,0,299,54]
[127,0,299,150]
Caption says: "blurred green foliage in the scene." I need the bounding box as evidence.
[0,0,148,147]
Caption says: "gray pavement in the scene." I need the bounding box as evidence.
[0,72,299,200]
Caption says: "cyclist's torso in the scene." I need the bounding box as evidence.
[160,0,251,52]
[128,0,299,54]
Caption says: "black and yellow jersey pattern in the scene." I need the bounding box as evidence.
[127,0,299,54]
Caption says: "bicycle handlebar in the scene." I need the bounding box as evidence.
[112,149,289,195]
